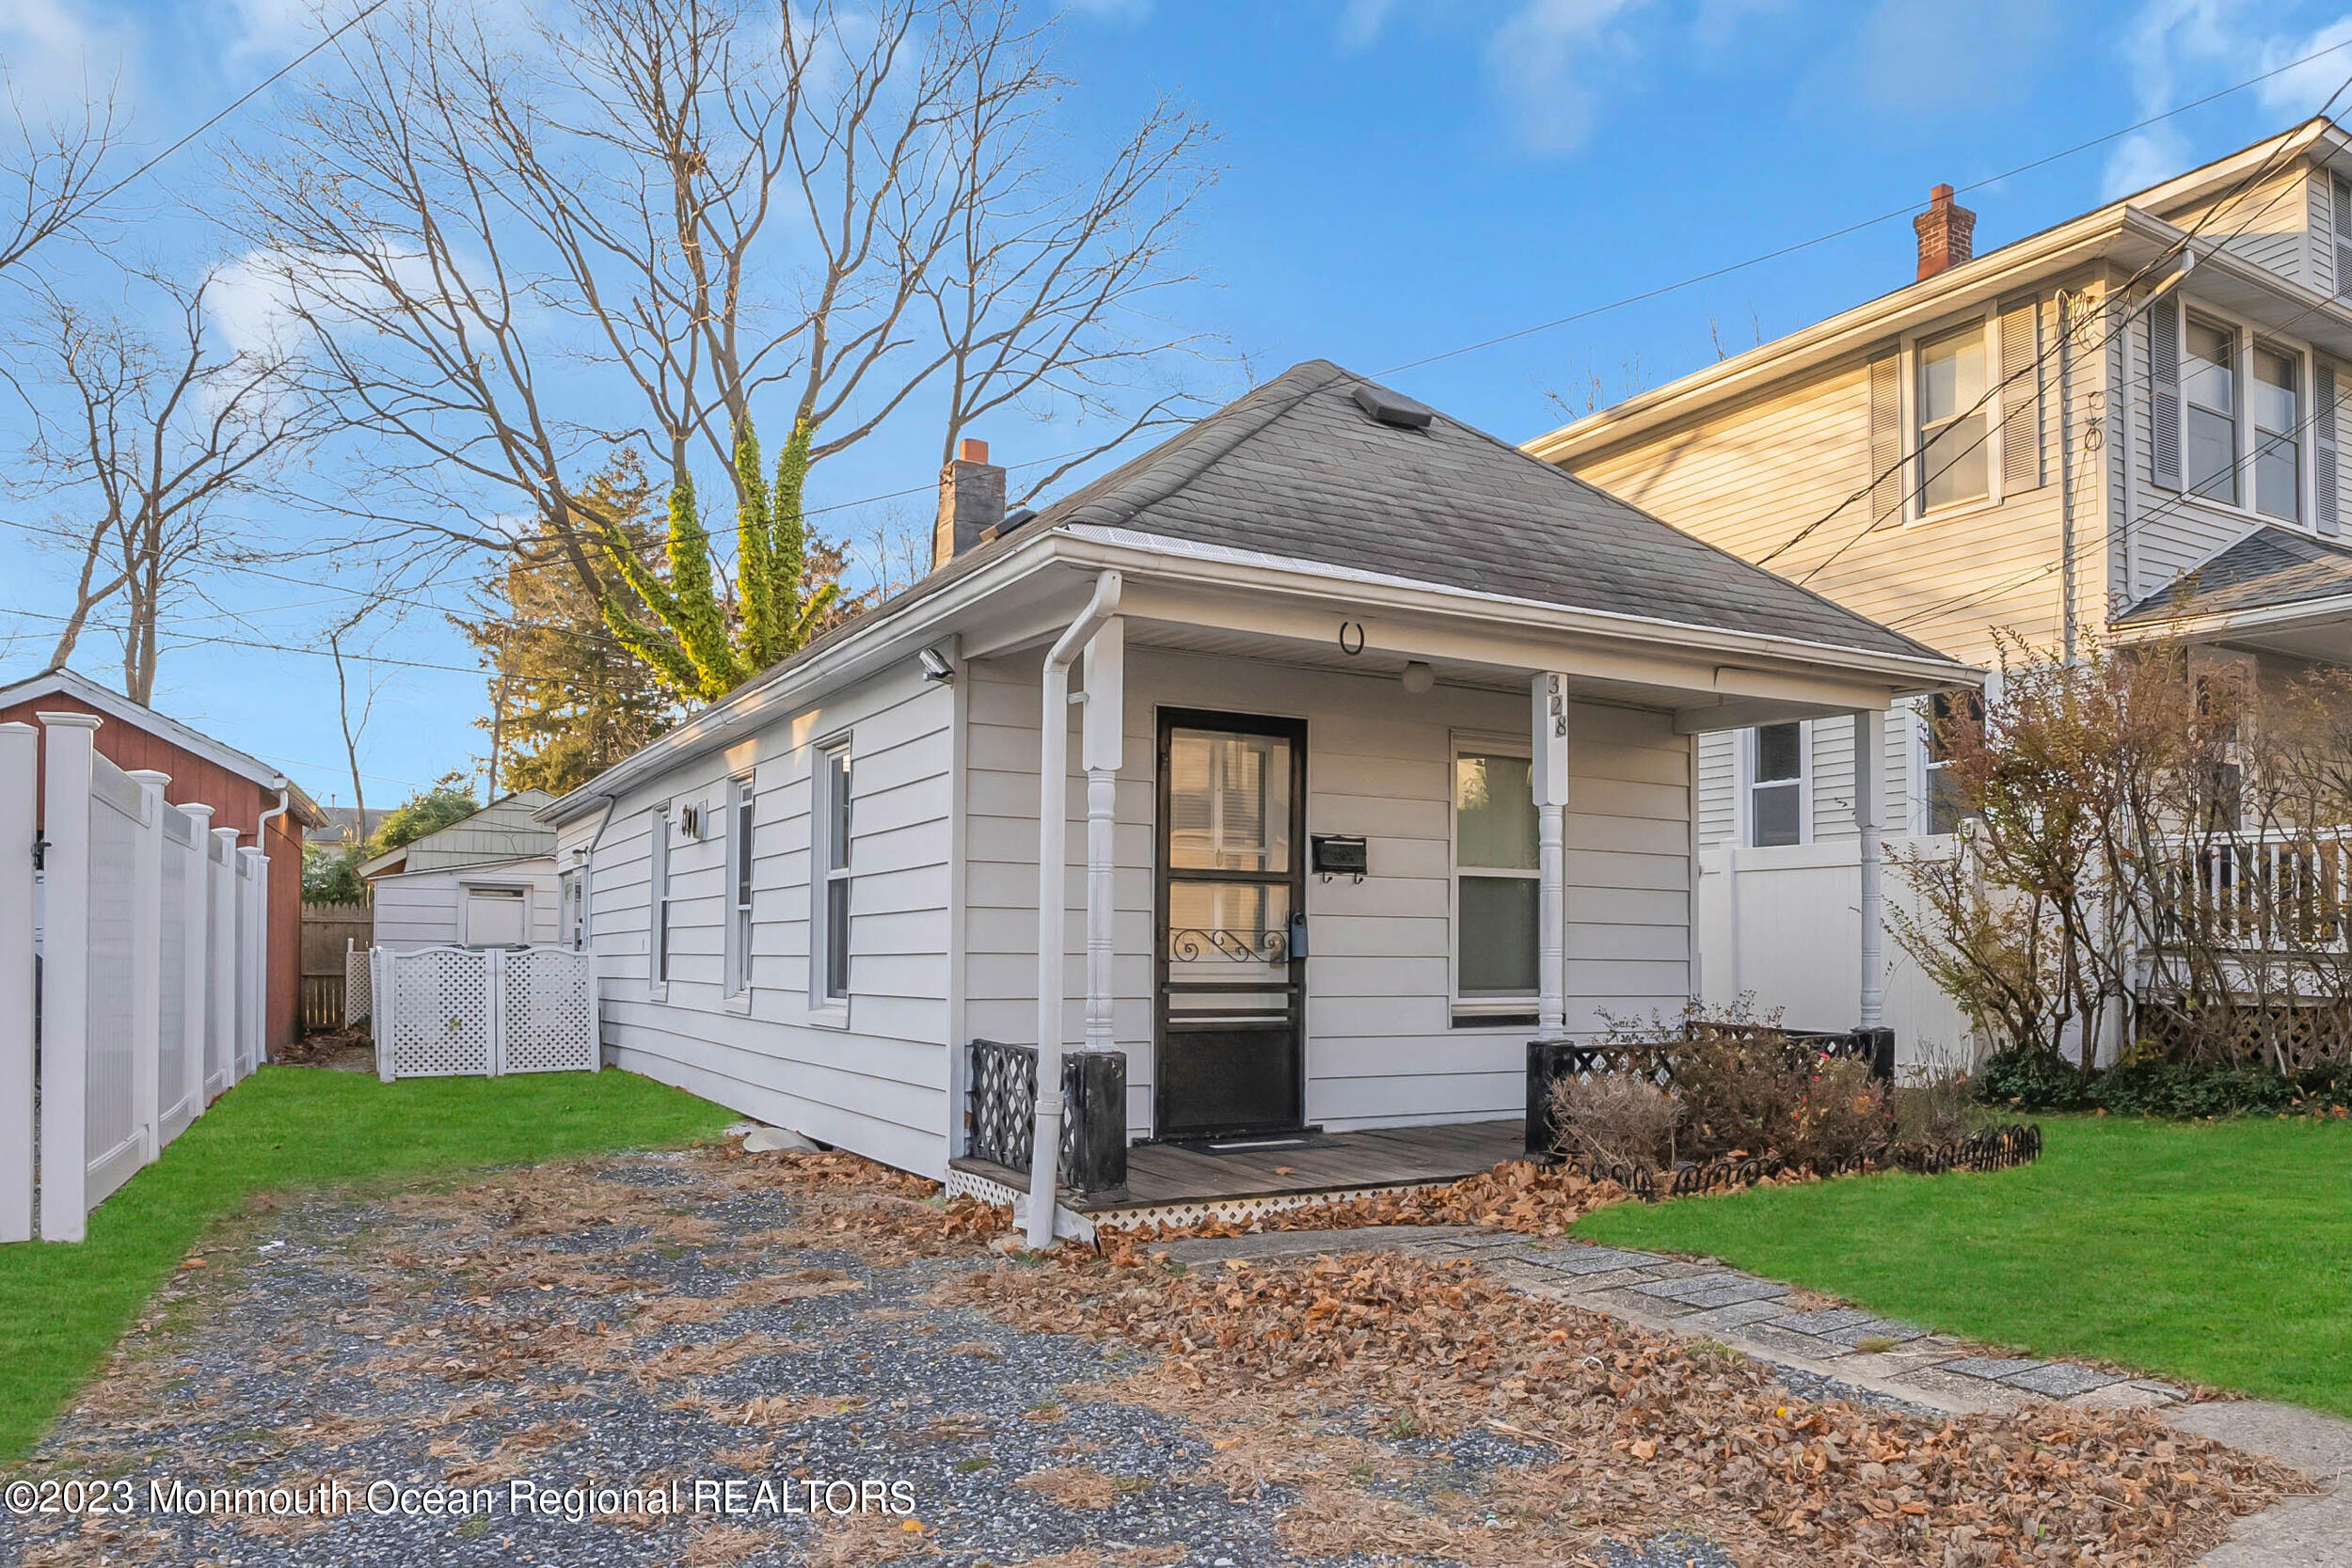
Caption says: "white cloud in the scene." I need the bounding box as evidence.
[1060,0,1152,24]
[2101,0,2352,198]
[1843,0,2058,117]
[1336,0,1400,53]
[0,0,138,120]
[1486,0,1649,156]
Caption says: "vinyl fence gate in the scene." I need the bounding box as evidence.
[370,944,598,1080]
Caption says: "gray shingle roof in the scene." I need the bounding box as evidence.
[1024,360,1947,661]
[2117,526,2352,625]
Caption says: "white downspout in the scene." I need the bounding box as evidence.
[1025,569,1123,1249]
[256,783,290,1062]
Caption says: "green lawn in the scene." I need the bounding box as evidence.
[1574,1115,2352,1417]
[0,1065,734,1461]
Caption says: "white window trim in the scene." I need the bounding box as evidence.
[1448,730,1540,1017]
[647,800,672,1002]
[808,736,852,1027]
[1911,314,2000,522]
[558,864,584,953]
[1740,721,1813,848]
[2166,298,2319,531]
[723,773,756,1010]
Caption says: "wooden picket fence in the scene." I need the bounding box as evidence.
[0,714,269,1243]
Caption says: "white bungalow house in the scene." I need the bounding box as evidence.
[361,788,560,950]
[536,361,1974,1237]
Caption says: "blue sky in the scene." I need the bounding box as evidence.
[5,0,2352,814]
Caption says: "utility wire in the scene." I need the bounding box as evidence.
[1756,72,2352,585]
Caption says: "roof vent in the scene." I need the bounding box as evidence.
[1352,384,1434,430]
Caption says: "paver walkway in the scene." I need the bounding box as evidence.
[1156,1224,2352,1567]
[1155,1225,2185,1418]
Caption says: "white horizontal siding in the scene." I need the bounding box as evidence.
[557,664,956,1178]
[370,860,560,949]
[963,646,1693,1138]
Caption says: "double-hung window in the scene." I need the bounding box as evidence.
[1918,693,1981,835]
[1452,742,1538,1005]
[2185,316,2239,504]
[648,803,673,986]
[725,775,755,998]
[1916,324,1989,512]
[810,742,853,1008]
[1746,723,1805,847]
[2253,346,2301,523]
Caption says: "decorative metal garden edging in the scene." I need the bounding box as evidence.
[1558,1122,2042,1202]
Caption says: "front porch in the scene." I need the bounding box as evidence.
[949,1115,1527,1219]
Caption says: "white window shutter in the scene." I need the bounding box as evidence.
[2333,177,2352,297]
[2149,299,2184,492]
[1998,294,2044,493]
[1867,348,1902,524]
[2319,360,2342,537]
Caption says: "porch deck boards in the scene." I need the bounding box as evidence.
[952,1117,1526,1214]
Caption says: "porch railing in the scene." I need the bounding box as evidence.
[2156,832,2352,954]
[1524,1025,1896,1160]
[963,1038,1128,1200]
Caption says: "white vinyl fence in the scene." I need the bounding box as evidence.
[1697,836,1979,1072]
[0,714,269,1243]
[370,944,596,1080]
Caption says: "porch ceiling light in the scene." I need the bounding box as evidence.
[1400,660,1435,695]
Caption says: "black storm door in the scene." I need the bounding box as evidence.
[1154,710,1308,1139]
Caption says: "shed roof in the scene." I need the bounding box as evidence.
[0,666,327,828]
[360,788,558,879]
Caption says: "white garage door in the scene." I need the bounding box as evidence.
[464,886,529,947]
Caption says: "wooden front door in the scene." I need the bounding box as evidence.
[1154,710,1308,1139]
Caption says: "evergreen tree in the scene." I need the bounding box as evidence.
[456,456,690,795]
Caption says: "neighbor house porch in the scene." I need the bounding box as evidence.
[938,542,1951,1236]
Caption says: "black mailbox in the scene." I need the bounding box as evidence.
[1311,834,1368,879]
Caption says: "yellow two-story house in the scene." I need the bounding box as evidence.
[1529,118,2352,1063]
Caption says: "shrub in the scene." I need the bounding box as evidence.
[1672,1039,1806,1161]
[1786,1056,1893,1166]
[1974,1046,2094,1111]
[1549,1073,1679,1169]
[1975,1046,2352,1117]
[1888,1066,1975,1146]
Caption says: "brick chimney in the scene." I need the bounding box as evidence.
[934,436,1004,569]
[1914,183,1976,281]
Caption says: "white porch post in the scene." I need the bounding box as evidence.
[39,712,100,1243]
[179,803,215,1124]
[1026,571,1122,1248]
[1852,706,1887,1032]
[1080,618,1124,1056]
[0,722,36,1243]
[126,770,169,1164]
[1532,673,1572,1037]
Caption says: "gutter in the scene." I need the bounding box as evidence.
[579,794,619,955]
[540,526,1981,827]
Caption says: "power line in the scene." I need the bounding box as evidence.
[1375,38,2352,380]
[72,0,394,217]
[1758,73,2352,587]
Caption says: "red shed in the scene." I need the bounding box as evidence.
[0,668,327,1052]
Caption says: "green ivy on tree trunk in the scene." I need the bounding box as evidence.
[591,415,840,703]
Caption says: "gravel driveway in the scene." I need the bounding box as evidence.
[0,1146,1745,1568]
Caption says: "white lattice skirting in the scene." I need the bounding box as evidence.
[941,1167,1443,1235]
